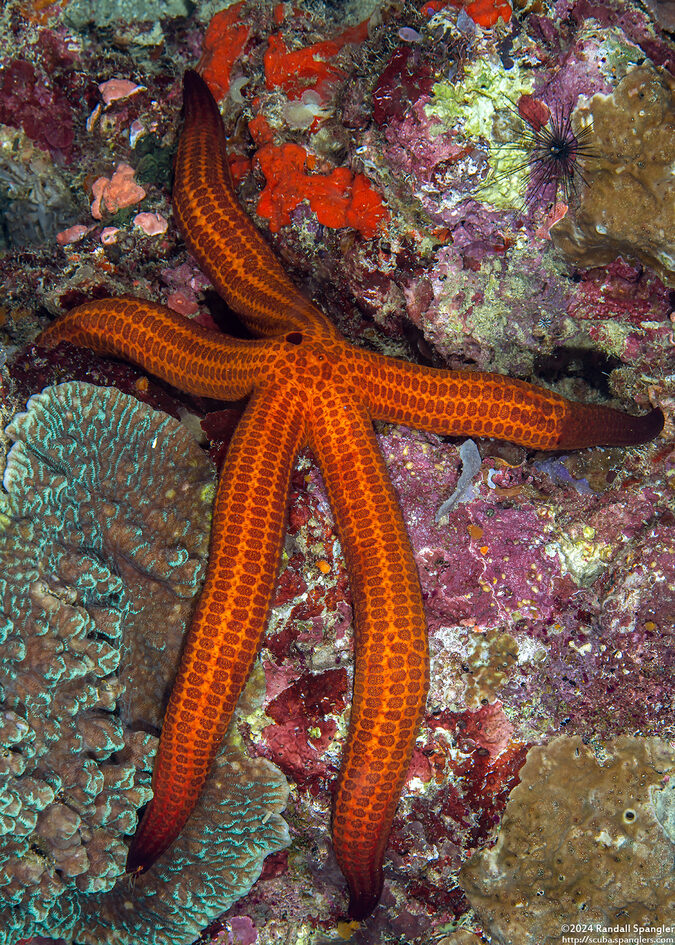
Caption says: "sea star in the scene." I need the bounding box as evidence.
[38,70,664,919]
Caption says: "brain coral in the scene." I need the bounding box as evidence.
[551,63,675,286]
[460,734,675,944]
[0,382,289,944]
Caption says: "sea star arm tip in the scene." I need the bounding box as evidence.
[355,349,664,450]
[127,380,306,873]
[175,69,339,340]
[557,403,664,448]
[37,296,266,400]
[309,388,429,918]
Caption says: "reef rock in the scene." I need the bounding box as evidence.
[552,64,675,286]
[460,734,675,943]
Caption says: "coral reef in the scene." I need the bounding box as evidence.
[551,63,675,286]
[0,382,289,944]
[62,736,290,945]
[0,0,672,940]
[363,14,673,379]
[460,735,675,943]
[425,52,534,212]
[63,0,190,29]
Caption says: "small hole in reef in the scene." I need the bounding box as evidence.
[533,346,621,399]
[285,332,303,345]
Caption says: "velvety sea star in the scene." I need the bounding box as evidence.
[39,70,663,919]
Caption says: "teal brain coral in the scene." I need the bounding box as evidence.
[0,382,289,945]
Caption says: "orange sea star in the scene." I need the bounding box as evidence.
[38,70,663,919]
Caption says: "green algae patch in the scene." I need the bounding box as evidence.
[575,22,647,85]
[430,242,573,374]
[426,54,534,210]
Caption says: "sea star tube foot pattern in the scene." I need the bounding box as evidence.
[126,380,305,872]
[37,69,664,919]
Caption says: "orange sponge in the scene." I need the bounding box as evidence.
[200,1,251,100]
[255,141,388,238]
[264,21,369,100]
[420,0,512,27]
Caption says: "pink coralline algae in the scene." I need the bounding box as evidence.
[380,424,674,742]
[98,78,144,106]
[0,59,75,161]
[161,262,212,318]
[90,164,146,220]
[100,226,120,245]
[133,211,168,235]
[56,224,93,246]
[565,260,673,361]
[382,97,471,190]
[262,668,349,791]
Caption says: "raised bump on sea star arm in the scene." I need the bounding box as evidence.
[38,296,271,400]
[174,69,338,339]
[127,379,305,872]
[348,347,665,449]
[308,384,429,920]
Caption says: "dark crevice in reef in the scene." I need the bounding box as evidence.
[533,346,622,398]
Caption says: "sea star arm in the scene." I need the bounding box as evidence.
[127,378,305,872]
[175,70,339,339]
[349,348,664,449]
[307,383,430,920]
[38,297,268,400]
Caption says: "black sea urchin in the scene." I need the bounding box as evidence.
[490,95,597,208]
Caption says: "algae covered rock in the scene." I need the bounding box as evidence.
[460,734,675,944]
[552,64,675,286]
